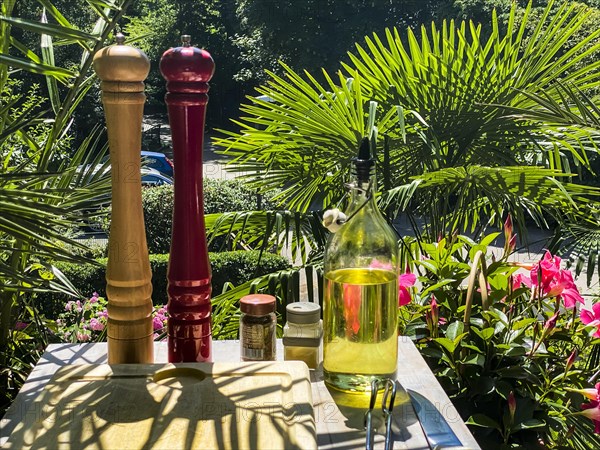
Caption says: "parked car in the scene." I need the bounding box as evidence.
[78,166,173,233]
[141,167,173,186]
[142,151,174,178]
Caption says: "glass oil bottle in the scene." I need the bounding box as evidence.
[323,137,399,392]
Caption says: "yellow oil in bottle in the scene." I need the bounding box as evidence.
[323,267,398,392]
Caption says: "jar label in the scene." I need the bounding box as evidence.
[241,323,274,360]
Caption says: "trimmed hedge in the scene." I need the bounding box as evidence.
[37,251,290,319]
[142,180,279,254]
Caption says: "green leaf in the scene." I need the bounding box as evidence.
[421,278,456,296]
[513,419,546,430]
[41,9,60,114]
[433,337,456,354]
[446,321,464,341]
[0,53,75,83]
[512,318,537,330]
[466,414,501,430]
[0,15,97,46]
[473,327,495,342]
[461,353,485,366]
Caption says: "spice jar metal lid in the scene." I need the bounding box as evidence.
[286,302,321,324]
[240,294,276,315]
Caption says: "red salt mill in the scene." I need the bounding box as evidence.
[160,35,215,362]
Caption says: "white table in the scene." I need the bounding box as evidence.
[0,339,480,449]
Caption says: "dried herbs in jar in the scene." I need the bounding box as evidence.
[240,294,276,361]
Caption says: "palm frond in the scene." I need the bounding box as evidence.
[212,264,322,340]
[206,210,328,265]
[214,66,398,211]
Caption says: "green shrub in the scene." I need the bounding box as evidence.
[141,179,279,254]
[141,185,173,254]
[37,250,290,318]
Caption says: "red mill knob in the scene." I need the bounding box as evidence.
[93,33,154,364]
[160,35,215,362]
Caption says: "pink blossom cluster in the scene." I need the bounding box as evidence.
[153,306,169,339]
[59,292,107,343]
[58,295,170,343]
[512,251,584,309]
[153,307,168,331]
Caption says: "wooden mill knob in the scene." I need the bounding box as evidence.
[93,33,154,364]
[160,35,215,362]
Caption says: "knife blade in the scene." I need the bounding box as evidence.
[406,389,464,449]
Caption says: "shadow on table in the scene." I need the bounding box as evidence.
[320,378,425,450]
[5,363,315,450]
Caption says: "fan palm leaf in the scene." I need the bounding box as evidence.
[215,1,600,245]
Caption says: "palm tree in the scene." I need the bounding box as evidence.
[206,0,600,329]
[216,1,600,236]
[0,0,132,409]
[507,82,600,283]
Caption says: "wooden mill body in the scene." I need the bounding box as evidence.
[93,36,154,364]
[160,36,215,362]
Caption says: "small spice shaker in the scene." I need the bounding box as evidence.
[283,302,322,369]
[240,294,277,361]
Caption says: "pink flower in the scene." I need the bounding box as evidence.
[14,321,28,331]
[153,315,165,331]
[581,303,600,338]
[581,389,600,434]
[75,300,82,313]
[399,271,416,306]
[89,318,104,331]
[530,251,561,289]
[554,270,584,309]
[89,295,98,304]
[511,273,532,291]
[369,259,393,270]
[571,383,600,401]
[97,309,108,319]
[76,332,91,342]
[65,301,73,312]
[530,251,583,308]
[368,260,415,306]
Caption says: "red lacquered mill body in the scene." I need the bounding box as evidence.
[160,36,215,362]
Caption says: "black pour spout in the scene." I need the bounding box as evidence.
[354,136,375,183]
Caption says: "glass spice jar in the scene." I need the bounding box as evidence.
[283,302,322,369]
[240,294,277,361]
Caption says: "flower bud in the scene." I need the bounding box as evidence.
[566,349,578,372]
[508,391,516,420]
[504,214,513,239]
[431,297,439,327]
[508,234,517,253]
[544,312,559,331]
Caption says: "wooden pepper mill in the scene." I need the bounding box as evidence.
[93,33,154,364]
[160,35,215,362]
